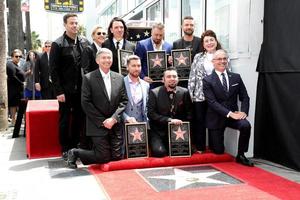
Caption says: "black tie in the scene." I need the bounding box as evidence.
[116,41,120,50]
[221,73,228,92]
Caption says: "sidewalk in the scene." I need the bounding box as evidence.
[0,124,299,200]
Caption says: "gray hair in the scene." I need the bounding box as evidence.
[96,48,113,58]
[213,49,228,59]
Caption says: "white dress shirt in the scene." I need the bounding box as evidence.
[99,69,111,100]
[128,76,142,104]
[215,70,229,91]
[113,38,124,49]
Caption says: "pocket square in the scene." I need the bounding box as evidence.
[231,83,239,87]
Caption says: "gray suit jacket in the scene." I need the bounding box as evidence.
[123,75,150,123]
[81,69,128,136]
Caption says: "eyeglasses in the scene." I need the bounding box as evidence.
[213,57,228,62]
[45,45,51,48]
[14,55,22,58]
[96,32,106,36]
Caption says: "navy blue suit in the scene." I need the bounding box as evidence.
[135,38,172,79]
[203,70,251,155]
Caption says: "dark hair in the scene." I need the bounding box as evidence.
[26,50,38,62]
[200,30,222,52]
[182,16,194,23]
[163,67,178,76]
[63,13,78,24]
[10,49,22,57]
[107,17,128,40]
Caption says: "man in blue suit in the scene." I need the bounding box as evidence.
[135,22,172,84]
[203,49,254,167]
[123,55,150,124]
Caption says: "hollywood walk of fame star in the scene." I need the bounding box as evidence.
[173,126,186,140]
[148,168,229,190]
[130,128,143,142]
[136,34,141,39]
[144,30,150,37]
[151,54,163,67]
[175,53,189,66]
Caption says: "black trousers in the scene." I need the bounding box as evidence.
[58,93,84,152]
[192,101,207,151]
[209,118,251,155]
[41,84,56,99]
[77,128,123,165]
[149,131,169,157]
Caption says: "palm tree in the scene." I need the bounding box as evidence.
[31,31,42,51]
[0,0,8,130]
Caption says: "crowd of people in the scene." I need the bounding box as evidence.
[6,13,254,169]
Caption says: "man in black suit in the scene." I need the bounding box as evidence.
[35,40,55,99]
[147,67,192,157]
[67,48,128,169]
[50,14,90,159]
[203,49,254,167]
[102,17,135,73]
[172,16,202,63]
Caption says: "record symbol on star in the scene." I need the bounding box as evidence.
[173,126,186,141]
[130,128,143,142]
[175,53,188,66]
[151,54,163,67]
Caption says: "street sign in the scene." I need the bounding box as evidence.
[44,0,84,12]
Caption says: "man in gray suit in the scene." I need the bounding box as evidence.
[123,55,150,124]
[67,48,128,169]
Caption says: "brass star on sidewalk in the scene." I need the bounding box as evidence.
[130,128,143,142]
[173,126,186,140]
[151,54,163,67]
[175,53,188,66]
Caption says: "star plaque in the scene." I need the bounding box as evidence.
[125,122,149,158]
[118,49,134,76]
[168,122,191,157]
[171,49,192,80]
[147,50,167,82]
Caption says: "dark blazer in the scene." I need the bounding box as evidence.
[172,36,202,62]
[203,70,250,129]
[135,38,172,78]
[102,39,135,73]
[81,69,128,137]
[35,52,51,89]
[147,86,192,136]
[81,43,98,74]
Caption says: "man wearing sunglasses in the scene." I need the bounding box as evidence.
[35,40,55,99]
[81,26,107,74]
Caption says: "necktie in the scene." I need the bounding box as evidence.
[221,73,228,92]
[116,41,120,50]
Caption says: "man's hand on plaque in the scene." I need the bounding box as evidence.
[170,119,183,125]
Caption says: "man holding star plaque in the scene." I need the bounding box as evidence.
[147,67,192,157]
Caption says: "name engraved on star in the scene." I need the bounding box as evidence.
[168,122,191,157]
[147,50,167,82]
[171,49,192,80]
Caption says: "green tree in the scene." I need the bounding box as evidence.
[31,31,41,51]
[0,0,8,130]
[78,24,86,36]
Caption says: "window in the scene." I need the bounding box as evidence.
[182,0,204,37]
[164,0,181,43]
[146,1,162,22]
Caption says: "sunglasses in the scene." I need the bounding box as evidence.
[45,45,51,48]
[14,55,22,58]
[96,32,106,36]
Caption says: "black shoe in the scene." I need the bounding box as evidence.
[67,148,78,169]
[62,151,68,161]
[236,155,254,167]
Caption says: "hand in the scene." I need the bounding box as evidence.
[57,94,65,102]
[126,117,137,123]
[229,111,247,120]
[170,119,183,125]
[35,83,41,91]
[143,76,153,83]
[103,118,117,129]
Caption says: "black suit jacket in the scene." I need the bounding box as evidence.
[172,36,202,61]
[81,43,98,74]
[147,86,192,136]
[102,39,135,73]
[35,52,51,89]
[81,69,128,137]
[203,70,250,129]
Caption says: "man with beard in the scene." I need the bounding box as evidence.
[135,22,172,84]
[123,55,149,124]
[147,67,192,157]
[173,16,202,62]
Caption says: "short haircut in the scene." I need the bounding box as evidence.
[96,48,113,58]
[91,25,103,37]
[182,16,194,23]
[213,49,228,59]
[10,49,22,57]
[163,67,177,77]
[44,40,52,45]
[126,55,140,66]
[152,22,165,30]
[107,17,128,40]
[63,13,77,24]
